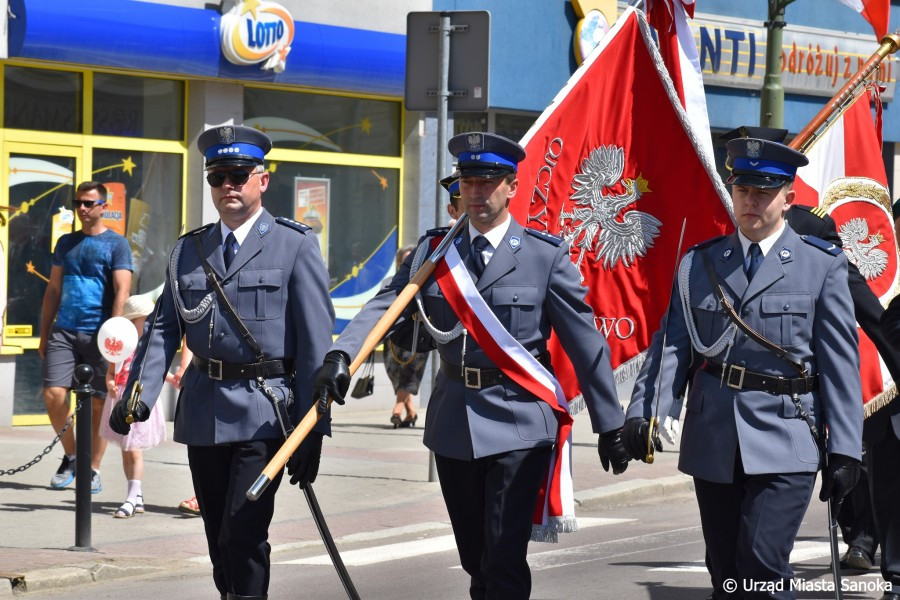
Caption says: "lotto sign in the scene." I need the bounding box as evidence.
[221,0,295,73]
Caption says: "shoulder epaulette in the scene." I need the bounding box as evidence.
[800,234,842,256]
[179,223,215,239]
[425,226,451,238]
[275,216,312,234]
[525,228,563,246]
[793,204,829,219]
[688,235,726,252]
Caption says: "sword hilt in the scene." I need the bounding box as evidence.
[646,416,659,464]
[125,381,143,425]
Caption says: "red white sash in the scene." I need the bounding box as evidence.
[434,241,576,542]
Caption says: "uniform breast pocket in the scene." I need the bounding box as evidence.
[178,273,209,309]
[689,293,729,344]
[237,268,284,320]
[761,293,811,347]
[492,286,538,338]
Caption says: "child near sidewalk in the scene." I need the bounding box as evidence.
[99,295,166,518]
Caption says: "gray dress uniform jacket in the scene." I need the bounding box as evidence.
[627,225,862,483]
[123,208,335,446]
[332,218,625,460]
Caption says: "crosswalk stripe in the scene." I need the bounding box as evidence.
[276,517,635,567]
[649,540,850,572]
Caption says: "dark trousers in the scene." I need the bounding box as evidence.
[837,455,876,559]
[188,439,283,597]
[435,446,552,600]
[868,429,900,588]
[695,459,815,600]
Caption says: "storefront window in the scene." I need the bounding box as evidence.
[244,88,401,156]
[92,149,183,294]
[4,66,82,133]
[495,113,537,142]
[262,161,399,287]
[93,74,184,140]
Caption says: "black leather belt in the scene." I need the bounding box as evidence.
[192,356,294,381]
[700,360,818,395]
[440,353,550,389]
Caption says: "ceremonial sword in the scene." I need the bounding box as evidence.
[647,218,687,463]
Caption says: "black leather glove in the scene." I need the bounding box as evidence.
[597,427,630,474]
[108,399,149,436]
[313,351,351,413]
[287,431,323,488]
[622,417,662,462]
[819,453,861,506]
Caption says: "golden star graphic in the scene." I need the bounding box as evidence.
[360,117,372,134]
[122,156,136,176]
[241,0,262,20]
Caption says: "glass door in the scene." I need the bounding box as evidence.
[3,143,80,419]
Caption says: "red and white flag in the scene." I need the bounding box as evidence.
[794,91,899,415]
[510,7,733,404]
[646,0,715,164]
[834,0,890,40]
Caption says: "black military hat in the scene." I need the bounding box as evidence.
[440,173,460,199]
[448,132,526,178]
[198,125,273,168]
[726,137,809,189]
[718,126,788,143]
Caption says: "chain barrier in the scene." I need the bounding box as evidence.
[0,397,83,476]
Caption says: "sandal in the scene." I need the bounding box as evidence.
[114,500,137,519]
[134,494,145,514]
[178,496,201,516]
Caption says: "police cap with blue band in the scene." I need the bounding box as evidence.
[440,173,460,199]
[448,132,526,178]
[198,124,273,169]
[725,137,809,189]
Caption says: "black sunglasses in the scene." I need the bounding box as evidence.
[72,199,104,209]
[206,169,258,187]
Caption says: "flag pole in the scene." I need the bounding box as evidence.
[247,214,470,501]
[790,33,900,153]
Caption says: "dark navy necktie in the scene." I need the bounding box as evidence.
[746,242,762,282]
[472,235,489,276]
[224,232,239,270]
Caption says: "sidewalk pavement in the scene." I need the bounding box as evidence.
[0,397,689,596]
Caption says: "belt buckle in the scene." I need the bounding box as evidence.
[464,367,481,389]
[726,365,745,390]
[208,358,223,381]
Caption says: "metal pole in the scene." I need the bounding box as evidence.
[72,364,95,551]
[427,11,453,483]
[760,1,787,127]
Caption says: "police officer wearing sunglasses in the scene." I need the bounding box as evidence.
[109,125,334,600]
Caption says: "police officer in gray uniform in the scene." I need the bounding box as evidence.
[109,125,334,600]
[624,136,863,599]
[311,132,631,600]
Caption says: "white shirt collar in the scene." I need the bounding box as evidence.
[221,208,263,246]
[468,214,511,250]
[737,220,785,258]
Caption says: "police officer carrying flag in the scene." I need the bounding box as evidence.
[109,125,334,600]
[309,132,631,600]
[624,134,863,599]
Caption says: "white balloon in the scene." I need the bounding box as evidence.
[97,317,138,363]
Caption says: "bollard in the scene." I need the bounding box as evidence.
[71,364,96,552]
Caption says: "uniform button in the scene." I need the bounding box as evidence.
[783,303,790,310]
[742,307,752,315]
[739,360,746,366]
[186,281,193,288]
[259,276,264,283]
[513,294,519,302]
[706,300,713,309]
[217,332,225,340]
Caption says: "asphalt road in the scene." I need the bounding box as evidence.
[24,489,892,600]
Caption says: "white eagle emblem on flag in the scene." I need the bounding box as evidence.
[839,217,888,280]
[559,145,661,274]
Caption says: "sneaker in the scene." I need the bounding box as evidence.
[91,470,102,494]
[50,456,76,489]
